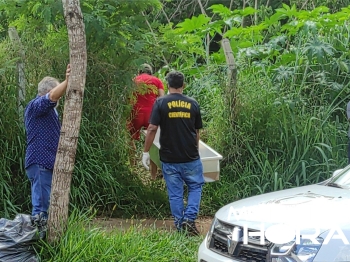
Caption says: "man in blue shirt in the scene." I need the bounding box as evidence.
[24,64,70,220]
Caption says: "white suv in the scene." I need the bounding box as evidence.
[198,165,350,262]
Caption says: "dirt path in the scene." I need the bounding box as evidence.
[93,217,214,236]
[98,163,214,236]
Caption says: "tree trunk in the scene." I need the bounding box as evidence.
[141,11,169,66]
[196,0,210,64]
[254,0,258,24]
[221,38,237,124]
[47,0,87,243]
[8,27,26,122]
[242,0,247,27]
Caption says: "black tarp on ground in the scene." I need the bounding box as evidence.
[0,214,39,262]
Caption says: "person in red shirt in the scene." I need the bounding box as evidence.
[128,64,164,173]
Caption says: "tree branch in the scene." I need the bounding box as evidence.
[224,0,235,34]
[141,12,169,66]
[196,0,211,64]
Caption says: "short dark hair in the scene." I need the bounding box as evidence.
[166,71,184,89]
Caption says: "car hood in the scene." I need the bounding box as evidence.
[216,184,350,232]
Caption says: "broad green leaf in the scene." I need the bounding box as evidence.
[223,16,242,28]
[311,6,329,15]
[223,27,242,38]
[338,61,349,73]
[207,20,224,36]
[42,7,51,23]
[275,4,298,18]
[281,21,304,36]
[303,37,335,63]
[302,20,317,34]
[264,12,287,26]
[233,7,257,17]
[32,2,41,14]
[238,41,253,48]
[208,4,232,17]
[176,14,210,33]
[276,53,297,65]
[82,2,94,11]
[133,41,145,52]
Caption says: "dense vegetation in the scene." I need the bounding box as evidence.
[1,0,350,224]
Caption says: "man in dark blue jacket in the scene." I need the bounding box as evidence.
[24,64,70,220]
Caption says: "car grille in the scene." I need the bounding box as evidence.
[209,222,270,262]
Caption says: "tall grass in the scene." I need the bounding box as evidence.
[0,36,171,219]
[38,210,202,262]
[191,51,350,215]
[0,39,29,217]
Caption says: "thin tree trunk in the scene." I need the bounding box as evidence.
[47,0,87,243]
[254,0,258,24]
[159,7,187,66]
[221,38,237,124]
[8,27,26,122]
[161,6,171,24]
[301,0,310,9]
[169,0,185,21]
[242,0,247,27]
[141,11,169,66]
[223,0,235,34]
[196,0,210,64]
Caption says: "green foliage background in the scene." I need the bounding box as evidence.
[1,0,350,220]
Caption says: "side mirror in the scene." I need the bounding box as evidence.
[332,169,343,177]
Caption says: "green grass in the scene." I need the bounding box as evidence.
[39,212,204,262]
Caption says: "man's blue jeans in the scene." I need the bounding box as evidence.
[26,164,53,218]
[161,158,205,230]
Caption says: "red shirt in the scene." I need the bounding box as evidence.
[132,73,164,111]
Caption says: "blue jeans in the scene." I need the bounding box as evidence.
[26,164,53,218]
[161,158,205,230]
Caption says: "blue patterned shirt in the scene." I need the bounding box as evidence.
[24,93,60,169]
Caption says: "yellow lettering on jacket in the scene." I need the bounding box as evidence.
[167,100,191,110]
[168,112,191,118]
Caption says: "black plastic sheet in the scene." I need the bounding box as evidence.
[0,214,40,262]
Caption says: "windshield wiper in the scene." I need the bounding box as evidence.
[327,182,344,188]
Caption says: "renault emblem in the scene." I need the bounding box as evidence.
[227,226,241,255]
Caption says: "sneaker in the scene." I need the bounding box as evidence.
[31,214,40,226]
[31,212,48,240]
[181,220,200,236]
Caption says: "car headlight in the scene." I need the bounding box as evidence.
[271,237,323,262]
[206,217,216,248]
[206,217,234,248]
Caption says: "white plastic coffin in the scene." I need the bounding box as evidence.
[143,129,222,182]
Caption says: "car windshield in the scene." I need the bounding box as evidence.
[328,165,350,188]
